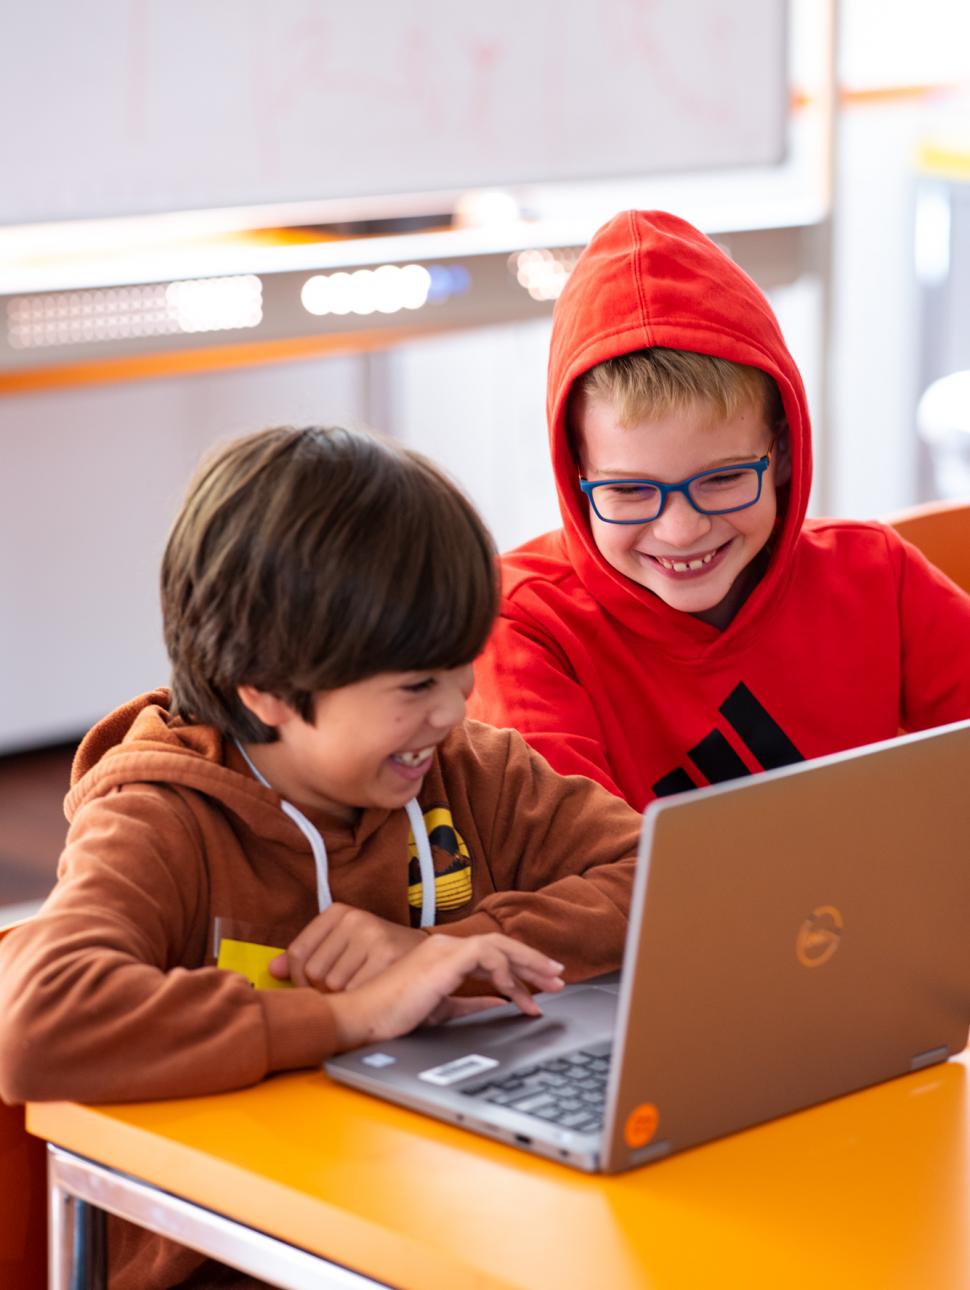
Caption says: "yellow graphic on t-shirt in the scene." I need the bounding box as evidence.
[217,938,292,990]
[407,806,473,911]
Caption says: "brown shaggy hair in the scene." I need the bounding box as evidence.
[161,426,498,741]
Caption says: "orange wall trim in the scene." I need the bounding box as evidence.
[791,83,955,111]
[0,326,448,395]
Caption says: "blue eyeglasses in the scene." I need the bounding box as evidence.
[579,454,772,525]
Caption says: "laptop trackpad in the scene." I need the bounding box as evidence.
[435,985,617,1068]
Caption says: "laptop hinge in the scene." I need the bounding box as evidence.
[910,1045,949,1071]
[625,1139,672,1168]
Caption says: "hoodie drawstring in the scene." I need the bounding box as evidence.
[233,740,436,926]
[404,797,436,929]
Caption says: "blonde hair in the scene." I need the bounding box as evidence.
[575,348,783,429]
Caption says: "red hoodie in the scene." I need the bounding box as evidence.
[469,210,970,808]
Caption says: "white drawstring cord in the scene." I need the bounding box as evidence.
[279,799,333,913]
[234,739,435,924]
[405,797,437,929]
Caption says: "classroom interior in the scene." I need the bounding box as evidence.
[7,5,970,1289]
[3,0,970,922]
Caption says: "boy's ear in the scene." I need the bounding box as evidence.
[772,429,792,488]
[236,685,297,728]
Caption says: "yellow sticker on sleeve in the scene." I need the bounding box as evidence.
[217,938,292,990]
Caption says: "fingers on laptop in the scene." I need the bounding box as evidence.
[331,933,565,1048]
[416,933,565,1021]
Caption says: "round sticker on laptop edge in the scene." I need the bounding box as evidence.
[624,1103,659,1149]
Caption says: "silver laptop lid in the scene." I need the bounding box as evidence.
[602,719,970,1171]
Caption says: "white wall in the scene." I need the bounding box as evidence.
[828,0,970,518]
[828,100,923,519]
[1,357,363,749]
[388,320,557,552]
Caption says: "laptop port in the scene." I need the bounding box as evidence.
[514,1134,532,1146]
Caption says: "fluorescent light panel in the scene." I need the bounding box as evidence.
[7,275,263,349]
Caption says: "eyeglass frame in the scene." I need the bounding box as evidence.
[578,452,773,525]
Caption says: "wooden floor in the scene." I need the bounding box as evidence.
[0,741,76,907]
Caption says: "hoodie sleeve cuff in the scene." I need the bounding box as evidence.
[259,987,343,1071]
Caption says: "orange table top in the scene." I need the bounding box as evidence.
[29,1051,970,1290]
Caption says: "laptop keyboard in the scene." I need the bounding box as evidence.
[461,1040,613,1133]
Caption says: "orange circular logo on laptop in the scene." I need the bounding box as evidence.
[624,1103,659,1149]
[796,905,843,968]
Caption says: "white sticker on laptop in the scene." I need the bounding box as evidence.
[418,1054,499,1086]
[361,1053,396,1068]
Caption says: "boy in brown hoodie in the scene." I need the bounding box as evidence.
[0,425,639,1288]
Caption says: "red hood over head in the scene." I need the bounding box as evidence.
[546,209,811,650]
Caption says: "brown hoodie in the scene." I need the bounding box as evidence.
[0,689,639,1108]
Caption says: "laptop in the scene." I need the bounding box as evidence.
[326,719,970,1173]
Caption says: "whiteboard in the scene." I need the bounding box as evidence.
[2,0,788,226]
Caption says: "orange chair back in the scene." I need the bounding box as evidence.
[0,920,47,1290]
[886,499,970,596]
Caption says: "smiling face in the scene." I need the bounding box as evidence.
[574,390,789,630]
[237,666,474,820]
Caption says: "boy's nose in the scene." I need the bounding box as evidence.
[649,491,712,547]
[430,670,471,728]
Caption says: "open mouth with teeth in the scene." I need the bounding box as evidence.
[646,541,729,576]
[390,746,435,770]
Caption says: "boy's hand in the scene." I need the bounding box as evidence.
[269,904,426,992]
[327,933,565,1051]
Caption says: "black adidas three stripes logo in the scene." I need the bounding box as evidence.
[652,683,804,797]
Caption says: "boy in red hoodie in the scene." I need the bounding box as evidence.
[0,425,638,1290]
[470,210,970,807]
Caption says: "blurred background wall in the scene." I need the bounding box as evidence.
[2,0,969,766]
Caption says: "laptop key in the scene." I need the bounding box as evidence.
[509,1092,558,1114]
[567,1114,602,1132]
[557,1097,583,1112]
[558,1110,597,1129]
[532,1104,567,1121]
[485,1089,526,1106]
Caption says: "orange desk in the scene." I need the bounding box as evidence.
[29,1052,970,1290]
